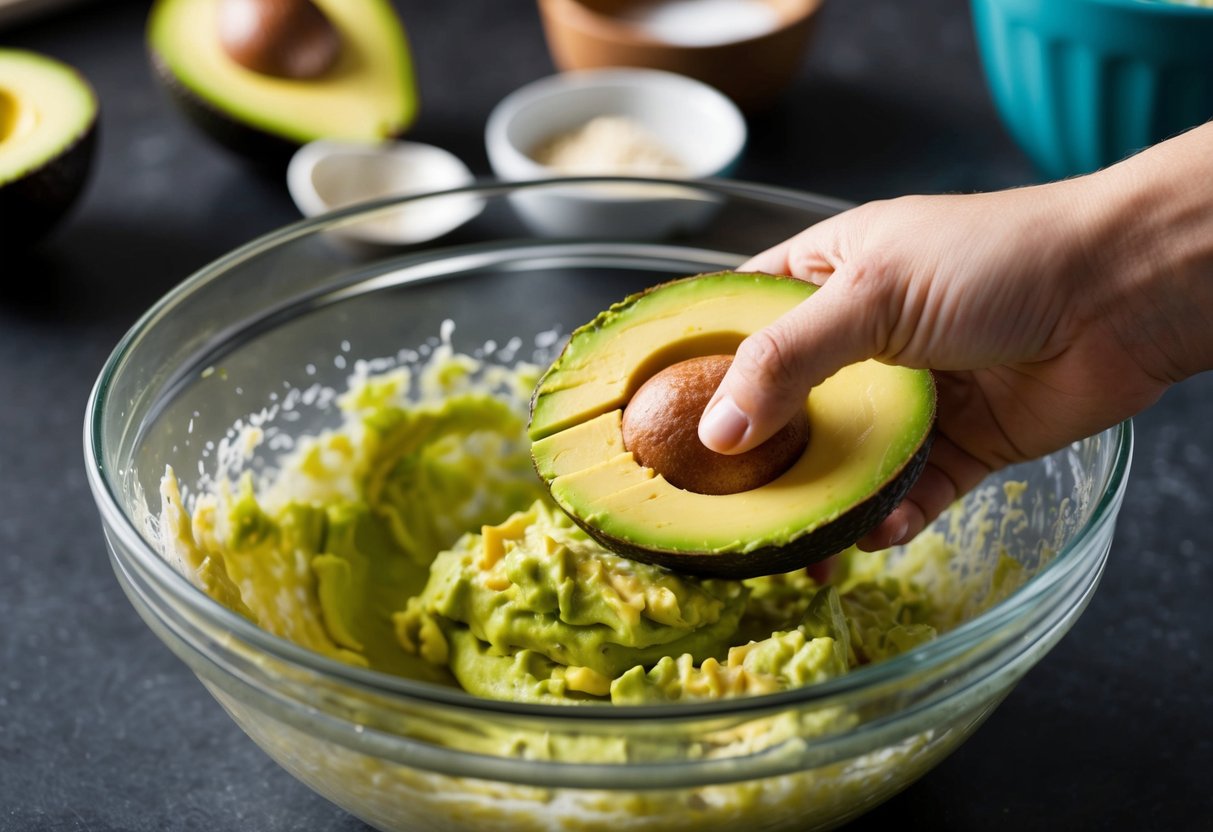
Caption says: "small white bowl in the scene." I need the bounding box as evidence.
[485,68,746,238]
[287,140,482,246]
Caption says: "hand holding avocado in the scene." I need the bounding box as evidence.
[529,272,936,577]
[704,122,1213,551]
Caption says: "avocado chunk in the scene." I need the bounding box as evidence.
[0,49,97,247]
[147,0,418,164]
[529,272,936,578]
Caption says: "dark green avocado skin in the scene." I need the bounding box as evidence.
[149,52,409,171]
[0,122,96,248]
[149,51,297,170]
[568,431,935,580]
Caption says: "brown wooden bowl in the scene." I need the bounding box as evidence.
[536,0,824,111]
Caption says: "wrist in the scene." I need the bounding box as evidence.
[1073,124,1213,382]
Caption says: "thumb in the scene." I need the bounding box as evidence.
[699,276,886,454]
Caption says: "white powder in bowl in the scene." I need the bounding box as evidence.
[620,0,781,47]
[530,116,688,176]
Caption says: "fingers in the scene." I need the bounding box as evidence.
[699,273,885,453]
[740,237,797,276]
[740,208,857,281]
[706,212,882,453]
[857,435,992,551]
[857,506,915,553]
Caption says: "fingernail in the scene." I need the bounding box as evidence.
[699,396,749,452]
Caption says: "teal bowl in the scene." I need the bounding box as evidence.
[972,0,1213,179]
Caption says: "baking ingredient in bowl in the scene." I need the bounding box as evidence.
[530,116,688,177]
[158,349,1023,705]
[618,0,781,47]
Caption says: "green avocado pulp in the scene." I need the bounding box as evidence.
[0,49,96,185]
[159,350,1021,706]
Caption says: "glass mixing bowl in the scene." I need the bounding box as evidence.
[84,178,1131,832]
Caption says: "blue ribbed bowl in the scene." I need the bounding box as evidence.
[972,0,1213,179]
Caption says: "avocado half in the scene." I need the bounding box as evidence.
[147,0,418,165]
[529,272,937,579]
[0,49,97,248]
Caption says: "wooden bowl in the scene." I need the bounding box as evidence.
[536,0,824,111]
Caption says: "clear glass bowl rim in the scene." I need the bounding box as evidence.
[83,175,1134,722]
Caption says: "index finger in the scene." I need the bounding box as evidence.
[740,221,839,283]
[740,237,795,274]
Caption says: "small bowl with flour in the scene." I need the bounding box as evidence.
[536,0,823,110]
[485,68,745,238]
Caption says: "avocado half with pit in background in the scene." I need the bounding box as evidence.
[147,0,418,165]
[0,49,97,248]
[529,272,937,579]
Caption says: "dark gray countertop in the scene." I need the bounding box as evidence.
[2,1,1209,829]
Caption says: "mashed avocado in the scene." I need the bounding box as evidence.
[394,500,935,704]
[160,352,946,706]
[161,363,547,682]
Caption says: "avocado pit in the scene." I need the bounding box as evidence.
[622,355,810,496]
[218,0,342,80]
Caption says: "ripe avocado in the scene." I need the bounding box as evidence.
[0,49,97,248]
[529,272,937,579]
[147,0,418,165]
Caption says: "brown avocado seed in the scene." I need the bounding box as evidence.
[621,355,810,496]
[218,0,342,80]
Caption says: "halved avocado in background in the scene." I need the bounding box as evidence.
[530,272,937,579]
[147,0,418,165]
[0,49,97,248]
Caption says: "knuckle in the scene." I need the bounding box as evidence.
[843,256,890,294]
[831,259,900,355]
[784,243,831,284]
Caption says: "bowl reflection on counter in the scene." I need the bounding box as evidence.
[85,178,1130,831]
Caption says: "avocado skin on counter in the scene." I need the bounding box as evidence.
[0,129,95,246]
[0,50,97,248]
[529,272,937,579]
[146,0,418,167]
[148,51,295,166]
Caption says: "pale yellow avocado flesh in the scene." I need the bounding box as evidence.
[0,50,95,185]
[530,273,936,557]
[147,0,416,144]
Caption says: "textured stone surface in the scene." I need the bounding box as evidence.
[2,0,1208,829]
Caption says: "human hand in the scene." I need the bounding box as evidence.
[699,127,1213,549]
